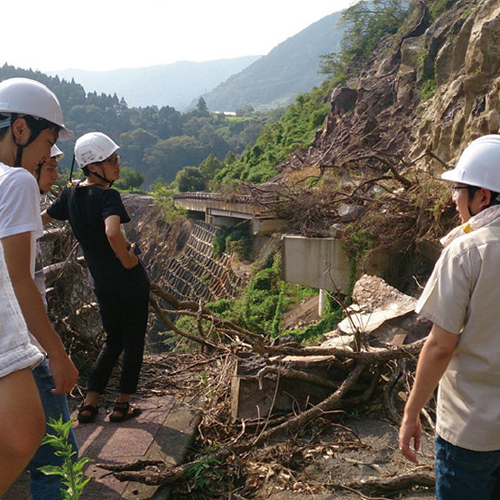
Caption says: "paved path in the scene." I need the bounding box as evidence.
[5,394,200,499]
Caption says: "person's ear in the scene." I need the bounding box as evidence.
[87,163,98,174]
[10,117,29,143]
[478,188,492,210]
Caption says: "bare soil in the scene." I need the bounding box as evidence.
[253,417,435,500]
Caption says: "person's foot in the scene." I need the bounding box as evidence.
[77,404,98,423]
[109,401,142,422]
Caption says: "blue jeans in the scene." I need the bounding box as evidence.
[435,434,500,500]
[27,357,79,500]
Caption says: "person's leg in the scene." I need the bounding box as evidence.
[435,435,500,500]
[0,367,45,497]
[493,466,500,499]
[119,286,149,394]
[27,358,78,500]
[111,284,149,420]
[86,289,125,395]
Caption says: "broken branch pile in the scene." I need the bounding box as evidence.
[97,279,435,498]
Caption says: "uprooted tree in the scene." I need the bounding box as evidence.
[95,282,436,496]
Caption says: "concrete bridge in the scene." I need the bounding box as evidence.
[173,192,352,297]
[173,192,288,235]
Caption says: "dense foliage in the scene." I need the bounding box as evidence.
[319,0,411,77]
[212,81,332,185]
[0,64,275,188]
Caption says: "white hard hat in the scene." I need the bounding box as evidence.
[442,135,500,192]
[50,144,64,161]
[74,132,119,168]
[0,77,73,140]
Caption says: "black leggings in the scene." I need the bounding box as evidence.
[88,282,150,395]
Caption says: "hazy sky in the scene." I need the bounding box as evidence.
[3,0,356,72]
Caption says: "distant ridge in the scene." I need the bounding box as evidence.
[48,9,345,113]
[201,11,344,112]
[49,56,260,110]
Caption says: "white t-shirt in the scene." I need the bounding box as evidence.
[0,216,43,377]
[0,162,44,351]
[416,216,500,451]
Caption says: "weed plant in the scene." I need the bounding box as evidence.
[38,417,92,500]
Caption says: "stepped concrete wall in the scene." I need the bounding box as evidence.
[159,220,245,303]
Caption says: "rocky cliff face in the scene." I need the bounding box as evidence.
[410,0,500,162]
[316,0,500,169]
[267,0,500,291]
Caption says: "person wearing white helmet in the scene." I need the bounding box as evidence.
[399,135,500,499]
[0,77,78,498]
[33,145,64,303]
[36,143,63,194]
[25,144,80,499]
[43,131,150,424]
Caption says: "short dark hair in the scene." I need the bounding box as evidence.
[0,113,61,141]
[467,185,500,206]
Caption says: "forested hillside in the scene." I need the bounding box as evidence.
[0,9,351,189]
[0,64,281,187]
[202,10,344,111]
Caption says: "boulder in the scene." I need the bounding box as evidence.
[326,275,431,347]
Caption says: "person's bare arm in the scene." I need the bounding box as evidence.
[1,232,78,394]
[104,214,138,269]
[41,209,52,225]
[399,323,458,463]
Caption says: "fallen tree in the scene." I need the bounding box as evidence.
[96,281,434,498]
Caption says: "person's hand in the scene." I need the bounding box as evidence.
[399,413,422,464]
[124,243,139,269]
[48,352,79,394]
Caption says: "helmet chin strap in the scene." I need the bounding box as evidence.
[467,202,476,219]
[90,167,114,187]
[13,130,32,168]
[35,161,44,194]
[11,115,49,168]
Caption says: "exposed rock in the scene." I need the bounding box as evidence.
[325,275,430,347]
[337,203,367,222]
[330,87,358,115]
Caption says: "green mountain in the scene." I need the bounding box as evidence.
[201,11,344,112]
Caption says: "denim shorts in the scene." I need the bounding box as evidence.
[27,357,78,500]
[435,434,500,500]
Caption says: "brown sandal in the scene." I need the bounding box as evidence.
[109,401,142,423]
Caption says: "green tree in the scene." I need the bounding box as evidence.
[119,128,158,167]
[176,166,207,192]
[199,154,224,180]
[196,96,209,115]
[144,135,206,182]
[320,0,410,76]
[114,166,145,191]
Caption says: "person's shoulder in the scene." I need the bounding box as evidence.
[447,225,500,257]
[103,187,123,201]
[0,163,37,190]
